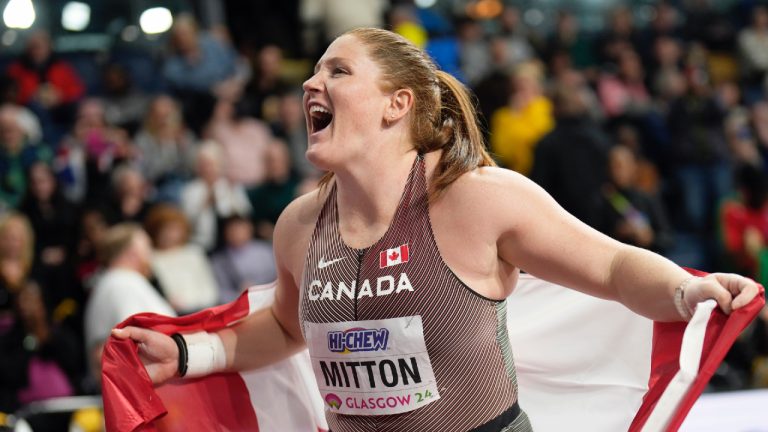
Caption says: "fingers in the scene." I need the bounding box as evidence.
[696,274,760,314]
[733,280,759,310]
[111,326,152,343]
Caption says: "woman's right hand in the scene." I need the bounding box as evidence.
[111,327,179,385]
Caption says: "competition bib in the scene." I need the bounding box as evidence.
[305,315,441,416]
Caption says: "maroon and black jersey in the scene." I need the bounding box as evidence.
[299,156,532,432]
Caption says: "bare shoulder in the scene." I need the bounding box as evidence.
[440,166,538,213]
[273,186,329,282]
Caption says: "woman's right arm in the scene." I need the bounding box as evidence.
[113,191,320,383]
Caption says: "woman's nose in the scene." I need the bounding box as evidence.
[302,72,322,93]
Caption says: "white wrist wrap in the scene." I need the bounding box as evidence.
[183,332,227,378]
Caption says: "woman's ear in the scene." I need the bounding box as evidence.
[385,88,414,124]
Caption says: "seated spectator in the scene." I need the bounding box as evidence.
[0,79,43,143]
[19,161,80,314]
[0,281,81,423]
[181,141,251,251]
[242,45,288,122]
[248,140,300,239]
[271,88,317,180]
[84,223,175,383]
[490,61,554,175]
[134,95,197,202]
[597,50,652,119]
[0,105,52,210]
[55,99,136,204]
[599,145,673,253]
[74,207,109,290]
[211,215,276,304]
[594,5,641,66]
[163,14,247,131]
[205,99,271,188]
[104,166,151,225]
[5,30,84,144]
[143,204,218,314]
[101,62,150,135]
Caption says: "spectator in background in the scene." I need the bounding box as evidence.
[101,62,150,135]
[271,88,317,180]
[205,99,271,188]
[490,60,554,175]
[0,105,51,209]
[55,98,136,204]
[74,207,108,290]
[600,145,673,253]
[248,140,300,239]
[181,141,251,252]
[242,45,287,122]
[738,5,768,98]
[597,50,652,120]
[531,83,611,229]
[649,36,685,100]
[0,213,35,320]
[104,166,151,225]
[595,6,641,66]
[721,164,768,282]
[84,223,175,383]
[545,11,596,72]
[667,64,731,235]
[456,17,490,85]
[494,6,534,69]
[211,215,276,304]
[5,30,84,144]
[637,2,682,66]
[300,0,386,49]
[19,162,80,315]
[134,95,197,202]
[163,14,247,132]
[144,204,218,314]
[0,78,43,144]
[0,281,81,424]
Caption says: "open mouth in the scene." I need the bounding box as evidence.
[309,105,333,134]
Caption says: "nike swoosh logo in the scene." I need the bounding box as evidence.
[318,257,344,269]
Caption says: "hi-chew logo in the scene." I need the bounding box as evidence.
[379,244,409,268]
[328,328,389,353]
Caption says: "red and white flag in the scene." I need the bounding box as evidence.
[102,271,763,432]
[379,244,409,268]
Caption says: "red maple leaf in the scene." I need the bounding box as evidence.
[389,251,399,261]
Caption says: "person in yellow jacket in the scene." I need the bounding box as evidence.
[490,61,554,175]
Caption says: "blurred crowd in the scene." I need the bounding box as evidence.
[1,0,768,428]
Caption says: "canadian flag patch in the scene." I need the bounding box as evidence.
[379,244,410,268]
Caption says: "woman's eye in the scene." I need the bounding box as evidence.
[332,68,347,75]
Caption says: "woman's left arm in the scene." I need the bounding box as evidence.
[487,168,759,321]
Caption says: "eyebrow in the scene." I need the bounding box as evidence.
[313,57,349,74]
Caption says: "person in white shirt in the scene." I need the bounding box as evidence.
[84,223,175,382]
[180,140,252,251]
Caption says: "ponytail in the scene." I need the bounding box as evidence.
[425,71,496,199]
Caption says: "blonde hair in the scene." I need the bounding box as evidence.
[97,223,143,266]
[319,28,495,199]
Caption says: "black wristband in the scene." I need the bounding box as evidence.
[171,333,188,377]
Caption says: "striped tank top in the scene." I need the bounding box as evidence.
[299,155,533,432]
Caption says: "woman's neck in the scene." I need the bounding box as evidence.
[334,149,419,249]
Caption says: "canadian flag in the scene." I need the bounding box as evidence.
[379,244,410,268]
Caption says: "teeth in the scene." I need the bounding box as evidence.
[309,105,331,115]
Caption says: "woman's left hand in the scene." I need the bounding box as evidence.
[684,273,761,316]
